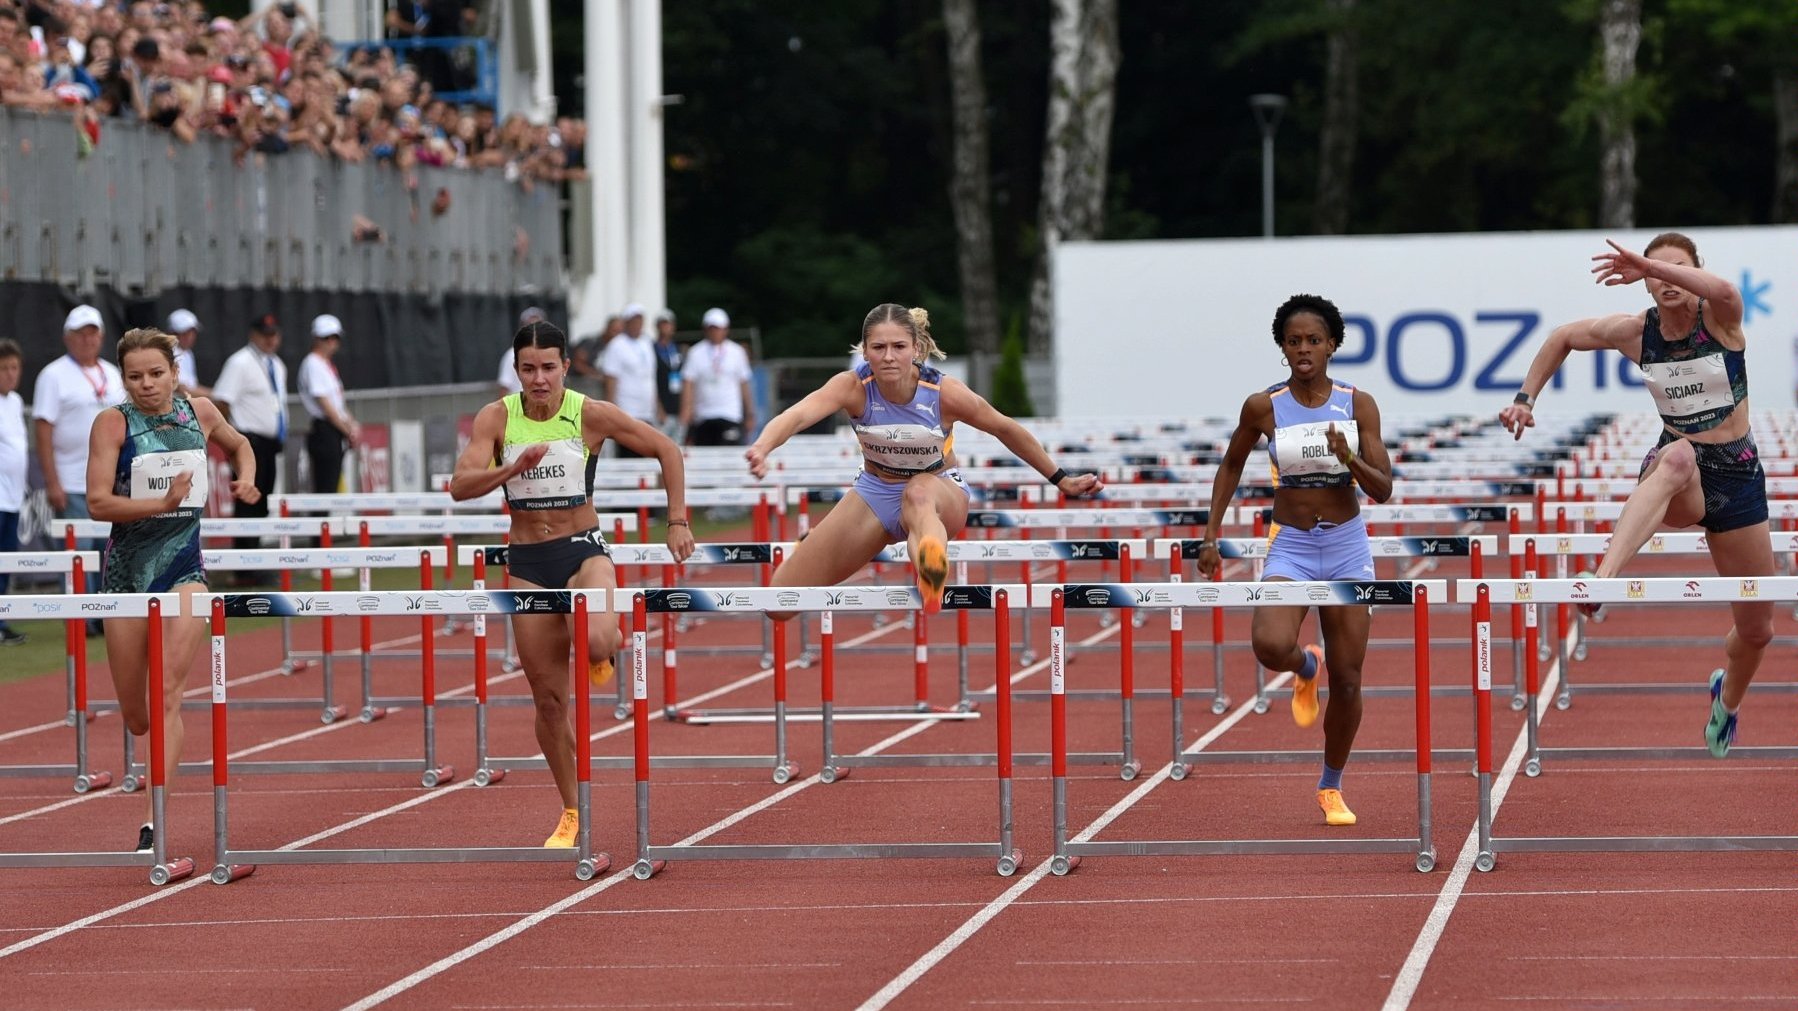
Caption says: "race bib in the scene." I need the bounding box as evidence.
[503,439,588,510]
[1273,420,1357,480]
[1642,356,1731,422]
[131,449,208,517]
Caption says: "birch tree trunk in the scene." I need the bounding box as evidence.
[1597,0,1641,228]
[1313,0,1358,235]
[943,0,1001,362]
[1028,0,1119,356]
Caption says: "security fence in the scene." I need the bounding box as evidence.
[0,107,562,297]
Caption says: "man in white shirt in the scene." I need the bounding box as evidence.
[31,305,125,622]
[679,308,756,446]
[495,306,547,395]
[211,311,288,554]
[166,308,211,398]
[600,303,660,456]
[0,339,27,644]
[299,314,359,494]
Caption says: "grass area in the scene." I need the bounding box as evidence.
[0,514,754,685]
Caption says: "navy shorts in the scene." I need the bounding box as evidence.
[1640,431,1768,533]
[506,528,612,589]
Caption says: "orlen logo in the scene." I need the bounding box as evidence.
[1683,580,1704,599]
[1568,581,1588,600]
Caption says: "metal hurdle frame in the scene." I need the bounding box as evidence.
[472,550,805,786]
[1046,580,1445,876]
[0,552,113,793]
[1462,577,1798,870]
[625,584,1023,878]
[204,590,610,883]
[0,593,194,885]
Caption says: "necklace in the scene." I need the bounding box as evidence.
[1289,377,1331,408]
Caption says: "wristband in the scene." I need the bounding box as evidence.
[1513,391,1535,408]
[1048,467,1069,486]
[1339,446,1355,466]
[667,519,689,527]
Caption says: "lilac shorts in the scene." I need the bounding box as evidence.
[853,469,970,542]
[1264,513,1375,581]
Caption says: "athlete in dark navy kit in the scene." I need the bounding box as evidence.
[1198,294,1395,827]
[1501,233,1772,758]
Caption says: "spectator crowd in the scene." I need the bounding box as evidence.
[0,0,585,187]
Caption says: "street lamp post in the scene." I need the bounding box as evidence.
[1249,94,1288,239]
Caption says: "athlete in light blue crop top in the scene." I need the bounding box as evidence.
[1502,233,1773,759]
[1198,294,1395,829]
[745,302,1102,620]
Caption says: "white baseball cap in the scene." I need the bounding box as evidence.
[655,307,676,324]
[64,305,103,332]
[702,308,730,329]
[311,314,345,339]
[167,308,200,333]
[620,303,646,320]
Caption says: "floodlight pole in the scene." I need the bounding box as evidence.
[1249,94,1288,239]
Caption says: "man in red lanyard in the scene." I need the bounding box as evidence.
[30,305,124,632]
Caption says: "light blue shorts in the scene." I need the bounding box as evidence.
[1264,513,1375,581]
[853,469,970,542]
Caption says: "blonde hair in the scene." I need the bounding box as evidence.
[853,303,946,362]
[117,327,179,369]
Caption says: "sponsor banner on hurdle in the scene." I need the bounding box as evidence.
[201,546,450,569]
[272,491,504,512]
[966,508,1213,529]
[1457,576,1798,605]
[635,584,1028,613]
[0,550,98,573]
[1051,580,1443,608]
[1546,500,1798,523]
[210,590,560,618]
[53,514,639,539]
[0,593,175,619]
[1151,536,1495,560]
[877,539,1149,563]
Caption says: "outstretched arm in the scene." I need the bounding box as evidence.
[1500,312,1642,440]
[590,399,694,561]
[939,379,1101,498]
[1593,239,1743,327]
[744,371,861,478]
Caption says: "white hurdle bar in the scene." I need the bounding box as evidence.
[0,551,112,792]
[625,584,1024,879]
[1460,577,1798,869]
[202,590,611,884]
[1046,580,1445,875]
[0,593,194,885]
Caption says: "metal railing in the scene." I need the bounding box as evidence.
[0,107,561,296]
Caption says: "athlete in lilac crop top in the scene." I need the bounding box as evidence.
[1198,294,1395,829]
[744,302,1103,619]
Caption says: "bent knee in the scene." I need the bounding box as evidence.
[1250,637,1291,671]
[1648,441,1698,484]
[121,708,152,737]
[901,479,937,511]
[1736,619,1775,650]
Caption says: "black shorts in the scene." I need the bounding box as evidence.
[691,418,744,446]
[505,528,612,589]
[1641,430,1768,533]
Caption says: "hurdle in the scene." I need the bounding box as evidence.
[1461,578,1798,870]
[0,552,112,793]
[0,593,194,885]
[1046,580,1444,875]
[625,585,1023,878]
[204,590,609,883]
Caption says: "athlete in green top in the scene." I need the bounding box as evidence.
[85,327,258,854]
[452,319,695,847]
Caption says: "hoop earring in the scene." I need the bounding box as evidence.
[1280,356,1289,367]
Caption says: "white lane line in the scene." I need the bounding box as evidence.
[855,670,1291,1011]
[1381,643,1565,1010]
[343,621,1121,1011]
[0,713,108,744]
[0,614,911,967]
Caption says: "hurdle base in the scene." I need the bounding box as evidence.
[209,863,257,885]
[474,767,507,787]
[1185,747,1476,765]
[1485,835,1798,862]
[358,707,392,724]
[422,765,455,788]
[220,846,601,866]
[1064,837,1432,860]
[640,841,1013,868]
[150,856,195,886]
[1535,745,1798,762]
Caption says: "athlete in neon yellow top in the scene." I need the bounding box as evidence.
[453,320,694,847]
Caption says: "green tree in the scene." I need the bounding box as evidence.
[989,324,1035,418]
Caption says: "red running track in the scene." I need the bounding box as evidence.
[0,549,1792,1009]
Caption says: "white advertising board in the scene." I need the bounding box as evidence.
[1055,227,1798,420]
